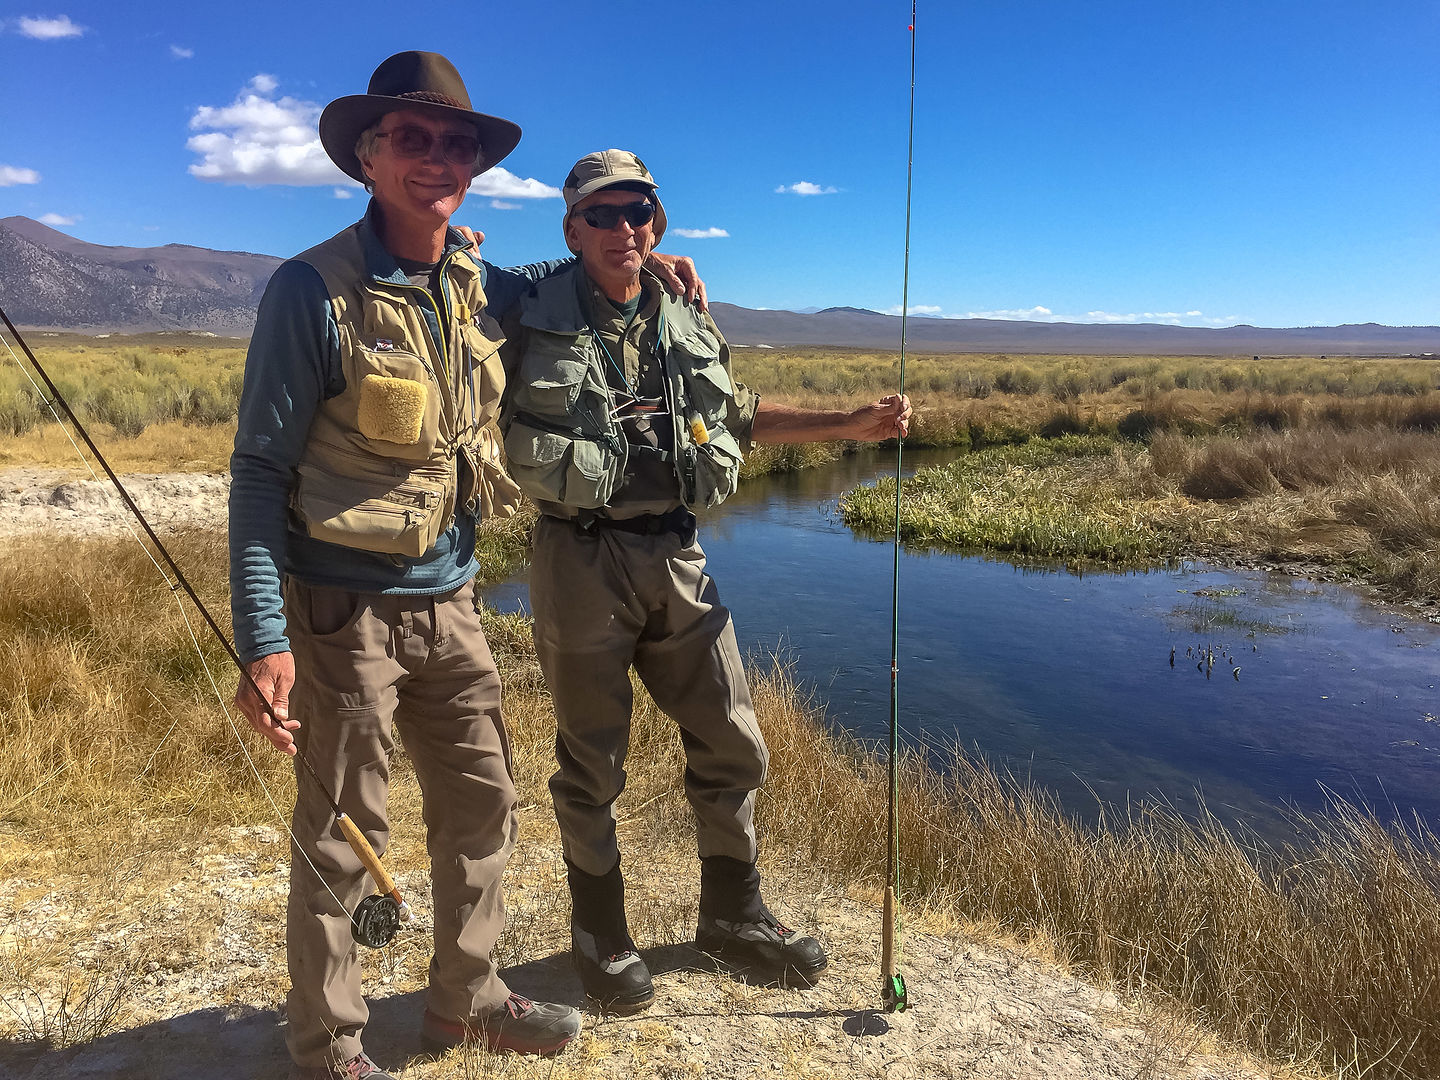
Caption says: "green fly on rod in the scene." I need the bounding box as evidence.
[882,0,918,1015]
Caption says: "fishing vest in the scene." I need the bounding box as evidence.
[289,225,521,559]
[502,269,744,511]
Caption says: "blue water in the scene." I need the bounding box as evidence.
[484,450,1440,837]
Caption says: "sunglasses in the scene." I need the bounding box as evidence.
[375,125,481,166]
[577,201,656,230]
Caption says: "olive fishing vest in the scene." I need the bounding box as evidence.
[502,270,744,511]
[289,226,521,559]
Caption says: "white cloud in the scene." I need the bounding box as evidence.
[332,187,354,199]
[927,305,1235,326]
[775,181,838,196]
[187,82,338,186]
[961,306,1055,320]
[188,79,563,198]
[469,169,560,200]
[0,165,41,186]
[489,199,521,210]
[39,213,78,226]
[170,45,193,59]
[886,303,942,315]
[17,15,83,39]
[673,227,729,239]
[1083,309,1234,326]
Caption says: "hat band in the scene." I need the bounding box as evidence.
[393,90,468,110]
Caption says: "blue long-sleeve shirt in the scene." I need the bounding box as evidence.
[228,205,565,664]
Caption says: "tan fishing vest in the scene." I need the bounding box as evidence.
[290,226,521,559]
[502,270,744,511]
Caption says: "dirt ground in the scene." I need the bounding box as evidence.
[0,821,1293,1080]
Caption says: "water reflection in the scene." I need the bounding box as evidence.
[484,449,1439,839]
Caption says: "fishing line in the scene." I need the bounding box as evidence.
[881,0,917,1015]
[0,308,407,948]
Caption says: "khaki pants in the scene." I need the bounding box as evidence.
[529,514,768,879]
[284,578,516,1069]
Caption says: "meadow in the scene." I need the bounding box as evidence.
[2,338,1439,1076]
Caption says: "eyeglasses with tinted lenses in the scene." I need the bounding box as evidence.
[578,202,656,230]
[376,126,481,166]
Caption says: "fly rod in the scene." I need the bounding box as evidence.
[881,0,917,1015]
[0,305,408,948]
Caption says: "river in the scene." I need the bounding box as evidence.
[483,450,1440,838]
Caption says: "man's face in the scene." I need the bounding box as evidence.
[564,188,657,285]
[360,108,476,232]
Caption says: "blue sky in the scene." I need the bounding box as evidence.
[0,0,1436,329]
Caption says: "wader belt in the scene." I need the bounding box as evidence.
[569,507,697,541]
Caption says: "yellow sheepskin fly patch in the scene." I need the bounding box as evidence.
[358,374,429,444]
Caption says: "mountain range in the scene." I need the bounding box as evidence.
[2,216,1436,355]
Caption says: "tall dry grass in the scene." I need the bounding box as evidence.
[2,530,1437,1076]
[753,670,1440,1080]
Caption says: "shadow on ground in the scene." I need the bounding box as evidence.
[0,942,880,1080]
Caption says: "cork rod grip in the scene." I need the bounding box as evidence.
[337,813,404,910]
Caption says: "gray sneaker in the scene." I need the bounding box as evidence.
[696,907,828,987]
[290,1051,396,1079]
[421,995,580,1056]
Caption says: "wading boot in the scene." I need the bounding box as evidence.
[695,855,828,988]
[567,858,655,1013]
[290,1051,396,1079]
[420,994,581,1056]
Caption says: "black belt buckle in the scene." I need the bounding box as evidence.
[665,507,698,544]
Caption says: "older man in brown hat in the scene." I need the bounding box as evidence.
[500,150,910,1015]
[231,58,700,1080]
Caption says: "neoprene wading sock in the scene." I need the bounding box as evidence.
[698,854,766,923]
[565,858,630,937]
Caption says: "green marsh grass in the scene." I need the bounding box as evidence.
[841,426,1440,605]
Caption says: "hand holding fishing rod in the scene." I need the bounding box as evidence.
[235,651,300,754]
[852,393,913,441]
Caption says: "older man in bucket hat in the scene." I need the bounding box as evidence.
[499,150,911,1014]
[229,57,705,1079]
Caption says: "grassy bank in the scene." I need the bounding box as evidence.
[840,428,1440,607]
[1,530,1438,1077]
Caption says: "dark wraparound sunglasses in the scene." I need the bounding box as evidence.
[577,201,656,230]
[375,125,481,166]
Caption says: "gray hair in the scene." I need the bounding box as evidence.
[354,120,385,193]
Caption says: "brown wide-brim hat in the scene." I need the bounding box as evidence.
[562,149,667,254]
[320,51,522,184]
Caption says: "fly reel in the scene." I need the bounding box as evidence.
[351,894,402,948]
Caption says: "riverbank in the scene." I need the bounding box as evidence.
[1,525,1436,1078]
[840,432,1440,620]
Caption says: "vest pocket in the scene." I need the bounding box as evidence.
[294,460,450,558]
[461,425,523,521]
[348,344,442,462]
[516,355,590,414]
[503,418,622,509]
[458,322,507,428]
[691,428,743,508]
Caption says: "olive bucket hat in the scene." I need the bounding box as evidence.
[561,149,667,253]
[320,51,522,184]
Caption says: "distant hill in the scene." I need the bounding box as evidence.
[0,216,281,336]
[709,304,1440,357]
[1,216,1436,355]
